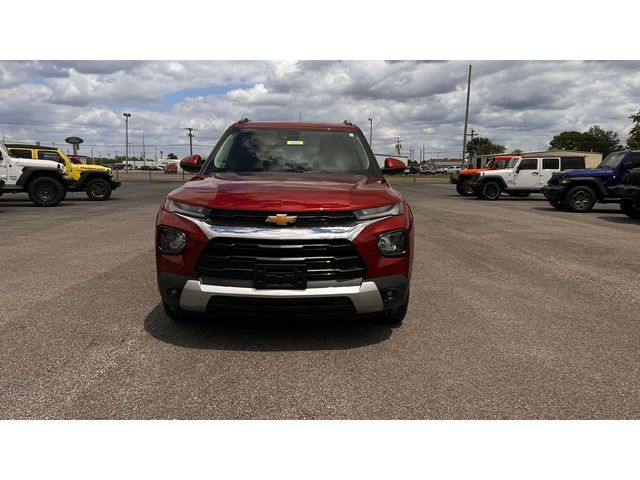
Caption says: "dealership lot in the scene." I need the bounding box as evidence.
[0,179,638,419]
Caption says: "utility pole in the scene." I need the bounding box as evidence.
[461,64,472,168]
[185,128,195,156]
[368,118,373,147]
[394,136,402,156]
[142,133,146,166]
[466,128,478,168]
[123,112,131,174]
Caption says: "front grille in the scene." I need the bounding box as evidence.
[206,296,356,317]
[207,209,357,228]
[195,238,366,287]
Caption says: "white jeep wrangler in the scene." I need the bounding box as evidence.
[468,156,571,200]
[0,143,68,207]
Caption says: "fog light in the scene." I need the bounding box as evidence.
[158,227,187,254]
[165,287,181,298]
[382,288,398,301]
[377,230,407,256]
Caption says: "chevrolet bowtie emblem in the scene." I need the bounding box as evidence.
[266,213,298,226]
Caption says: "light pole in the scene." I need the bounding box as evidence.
[123,112,131,174]
[186,128,195,156]
[368,118,373,147]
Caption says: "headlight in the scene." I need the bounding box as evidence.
[158,227,187,254]
[561,177,571,185]
[165,198,210,219]
[354,203,403,221]
[377,230,407,257]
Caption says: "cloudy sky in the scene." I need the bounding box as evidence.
[1,60,640,160]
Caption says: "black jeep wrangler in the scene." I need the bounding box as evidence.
[613,167,640,219]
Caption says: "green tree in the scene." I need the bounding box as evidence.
[549,125,622,156]
[583,125,623,156]
[627,109,640,149]
[549,131,584,151]
[466,137,506,156]
[511,149,524,155]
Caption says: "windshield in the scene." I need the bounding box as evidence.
[204,129,377,175]
[597,152,625,169]
[507,157,521,169]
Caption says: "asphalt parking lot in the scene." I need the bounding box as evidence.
[1,178,639,419]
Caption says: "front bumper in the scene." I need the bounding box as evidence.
[541,184,567,201]
[612,184,640,199]
[110,179,122,189]
[158,272,409,316]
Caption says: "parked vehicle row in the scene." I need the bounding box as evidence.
[453,150,640,219]
[0,142,121,206]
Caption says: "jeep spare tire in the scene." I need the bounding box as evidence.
[479,180,502,200]
[27,177,65,207]
[86,177,112,201]
[564,185,597,212]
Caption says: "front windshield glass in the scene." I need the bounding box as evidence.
[597,152,625,169]
[205,129,376,175]
[507,157,521,169]
[495,158,510,168]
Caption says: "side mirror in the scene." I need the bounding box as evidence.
[180,154,203,173]
[382,157,406,174]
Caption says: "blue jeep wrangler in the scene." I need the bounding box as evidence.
[542,150,640,212]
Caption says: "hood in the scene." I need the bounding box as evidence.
[77,164,111,173]
[168,172,402,212]
[15,158,66,174]
[460,167,493,175]
[561,168,613,177]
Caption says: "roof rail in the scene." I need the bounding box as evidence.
[237,118,250,124]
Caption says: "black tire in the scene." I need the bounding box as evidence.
[162,301,195,323]
[27,176,65,207]
[479,180,502,200]
[0,191,3,198]
[376,291,409,327]
[549,200,567,210]
[456,179,476,196]
[564,185,597,212]
[620,198,640,219]
[507,192,530,197]
[85,177,112,201]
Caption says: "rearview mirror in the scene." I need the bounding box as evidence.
[180,154,203,173]
[382,157,406,175]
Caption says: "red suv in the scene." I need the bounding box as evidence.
[155,120,414,326]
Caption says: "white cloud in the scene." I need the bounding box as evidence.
[1,60,639,159]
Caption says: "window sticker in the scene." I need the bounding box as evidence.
[286,140,304,145]
[348,133,355,137]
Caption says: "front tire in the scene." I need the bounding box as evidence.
[620,198,640,219]
[27,177,65,207]
[456,179,476,196]
[376,291,409,327]
[85,177,112,201]
[479,180,502,200]
[162,301,195,323]
[564,185,597,212]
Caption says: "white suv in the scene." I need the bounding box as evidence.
[0,143,68,207]
[468,156,576,200]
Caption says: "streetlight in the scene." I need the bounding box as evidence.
[123,112,131,174]
[368,118,373,147]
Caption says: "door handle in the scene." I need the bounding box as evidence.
[532,172,539,175]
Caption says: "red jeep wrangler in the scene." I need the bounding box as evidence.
[452,154,517,196]
[155,120,414,326]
